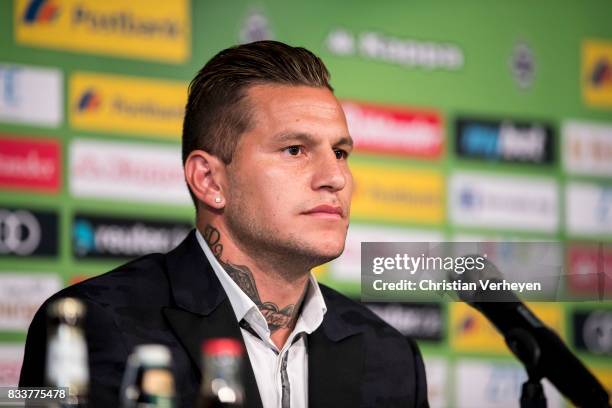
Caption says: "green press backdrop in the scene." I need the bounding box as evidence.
[1,0,612,406]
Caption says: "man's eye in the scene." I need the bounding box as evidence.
[334,149,348,159]
[285,146,302,156]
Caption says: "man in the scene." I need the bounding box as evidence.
[20,41,428,408]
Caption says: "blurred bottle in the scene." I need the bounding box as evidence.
[196,338,245,408]
[120,344,175,408]
[45,297,89,407]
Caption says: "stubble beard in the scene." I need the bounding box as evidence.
[223,192,346,281]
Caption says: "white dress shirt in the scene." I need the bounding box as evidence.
[195,230,327,408]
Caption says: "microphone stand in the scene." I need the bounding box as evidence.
[505,328,547,408]
[453,258,611,407]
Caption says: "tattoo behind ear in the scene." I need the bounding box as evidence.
[203,224,223,258]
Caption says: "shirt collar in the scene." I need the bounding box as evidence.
[196,229,253,322]
[195,229,327,337]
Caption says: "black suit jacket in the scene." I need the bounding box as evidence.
[20,230,429,407]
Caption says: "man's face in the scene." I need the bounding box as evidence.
[222,84,353,268]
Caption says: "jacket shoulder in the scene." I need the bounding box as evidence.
[55,253,169,305]
[318,283,406,338]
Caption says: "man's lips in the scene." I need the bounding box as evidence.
[302,205,344,219]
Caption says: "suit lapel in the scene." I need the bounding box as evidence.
[162,304,262,408]
[308,293,365,408]
[162,231,263,408]
[163,232,366,408]
[308,328,364,407]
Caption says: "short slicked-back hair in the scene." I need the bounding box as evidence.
[182,40,333,208]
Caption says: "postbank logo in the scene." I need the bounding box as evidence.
[450,302,564,354]
[15,0,190,63]
[583,40,612,109]
[350,162,444,225]
[69,72,186,138]
[22,0,60,24]
[75,88,101,112]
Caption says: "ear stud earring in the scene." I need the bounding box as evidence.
[214,197,222,203]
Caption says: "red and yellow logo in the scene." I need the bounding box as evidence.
[583,40,612,109]
[450,302,565,354]
[15,0,190,63]
[69,72,187,138]
[22,0,60,24]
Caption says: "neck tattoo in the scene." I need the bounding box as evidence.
[203,224,304,333]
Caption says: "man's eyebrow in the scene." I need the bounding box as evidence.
[272,132,354,148]
[335,136,354,148]
[272,132,314,144]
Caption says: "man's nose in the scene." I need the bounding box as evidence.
[311,150,347,192]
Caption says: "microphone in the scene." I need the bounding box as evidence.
[452,256,610,407]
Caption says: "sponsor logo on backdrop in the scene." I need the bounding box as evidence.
[455,360,562,408]
[582,40,612,109]
[325,28,464,71]
[573,309,612,355]
[351,163,444,225]
[445,241,562,299]
[450,302,564,354]
[364,302,443,341]
[69,139,189,204]
[455,117,554,164]
[0,136,61,193]
[72,214,191,259]
[450,172,558,232]
[423,358,447,408]
[567,244,612,296]
[0,207,58,256]
[239,8,273,43]
[450,302,506,353]
[0,273,61,331]
[76,88,101,112]
[566,182,612,236]
[69,72,186,138]
[328,224,443,282]
[510,42,535,89]
[341,101,444,159]
[15,0,190,63]
[23,0,60,24]
[0,63,62,127]
[0,344,25,386]
[563,120,612,177]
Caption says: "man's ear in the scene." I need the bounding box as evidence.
[184,150,227,210]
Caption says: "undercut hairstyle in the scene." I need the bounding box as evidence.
[182,40,333,209]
